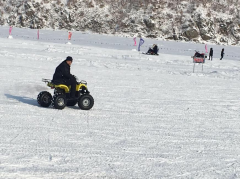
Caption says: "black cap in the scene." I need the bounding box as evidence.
[66,56,73,62]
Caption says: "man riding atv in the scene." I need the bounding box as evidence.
[52,56,77,100]
[37,56,94,110]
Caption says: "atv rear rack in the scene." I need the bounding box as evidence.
[42,79,55,88]
[42,78,87,87]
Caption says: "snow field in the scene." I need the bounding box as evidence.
[0,27,240,178]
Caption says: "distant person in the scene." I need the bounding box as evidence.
[209,48,213,60]
[146,44,159,55]
[220,48,224,60]
[194,51,204,58]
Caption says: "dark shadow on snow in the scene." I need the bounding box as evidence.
[67,106,80,110]
[5,94,38,107]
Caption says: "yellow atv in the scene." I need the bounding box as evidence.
[37,78,94,110]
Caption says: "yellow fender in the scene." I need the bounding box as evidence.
[55,84,70,93]
[76,83,88,91]
[47,81,88,93]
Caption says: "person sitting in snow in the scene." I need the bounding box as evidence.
[147,44,159,55]
[194,51,204,58]
[52,56,77,100]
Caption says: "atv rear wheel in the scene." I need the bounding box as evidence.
[52,94,66,110]
[78,94,94,110]
[37,91,52,107]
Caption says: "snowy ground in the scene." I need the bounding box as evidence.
[0,26,240,178]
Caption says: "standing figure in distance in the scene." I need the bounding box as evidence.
[209,48,213,61]
[220,48,224,60]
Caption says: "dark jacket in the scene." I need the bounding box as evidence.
[210,49,213,56]
[52,60,73,84]
[221,49,224,57]
[153,45,159,54]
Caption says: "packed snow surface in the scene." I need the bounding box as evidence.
[0,26,240,178]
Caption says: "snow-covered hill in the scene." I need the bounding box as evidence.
[1,25,240,178]
[0,0,240,45]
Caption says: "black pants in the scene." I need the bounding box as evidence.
[147,48,153,54]
[147,48,157,55]
[64,76,77,98]
[209,55,213,60]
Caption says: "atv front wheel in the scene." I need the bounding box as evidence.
[78,94,94,110]
[52,94,66,110]
[37,91,52,107]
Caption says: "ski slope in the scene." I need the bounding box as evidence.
[0,26,240,179]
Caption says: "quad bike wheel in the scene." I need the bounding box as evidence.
[52,94,66,110]
[37,91,52,107]
[78,94,94,110]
